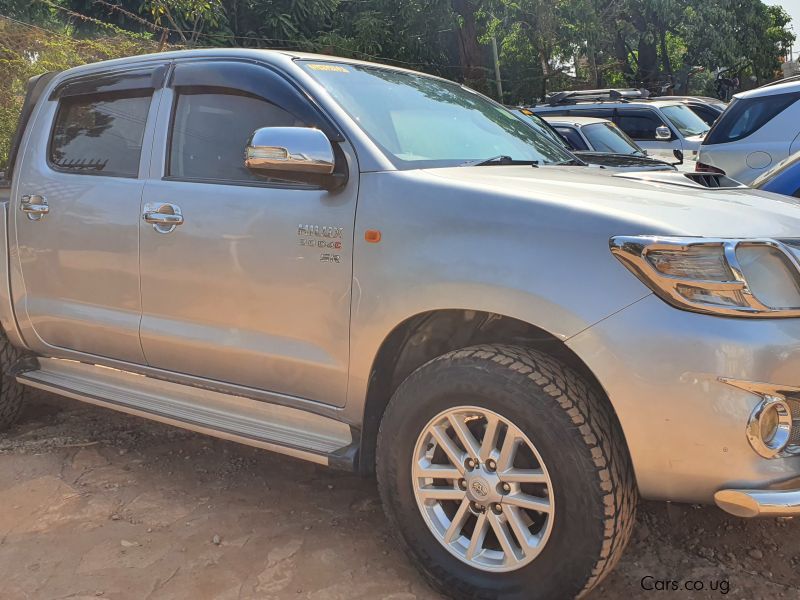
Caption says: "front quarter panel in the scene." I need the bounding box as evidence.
[344,169,653,420]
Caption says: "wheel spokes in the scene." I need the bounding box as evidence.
[504,505,536,550]
[505,492,552,514]
[413,461,461,480]
[412,406,554,572]
[466,511,489,560]
[430,425,466,474]
[447,413,481,460]
[496,431,520,472]
[488,511,521,566]
[500,468,548,484]
[443,498,472,544]
[479,413,501,461]
[417,486,466,502]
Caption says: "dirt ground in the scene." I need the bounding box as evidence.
[1,392,798,600]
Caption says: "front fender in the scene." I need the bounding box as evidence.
[344,170,653,420]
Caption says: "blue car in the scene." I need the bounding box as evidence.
[752,151,800,197]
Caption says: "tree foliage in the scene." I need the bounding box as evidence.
[0,0,794,170]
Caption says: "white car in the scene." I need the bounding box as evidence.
[532,95,710,163]
[541,115,677,170]
[697,78,800,184]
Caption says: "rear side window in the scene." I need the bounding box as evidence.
[553,126,588,150]
[615,109,667,140]
[49,92,151,177]
[168,92,305,183]
[705,91,800,145]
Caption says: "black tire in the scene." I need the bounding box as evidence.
[376,344,637,600]
[0,331,27,431]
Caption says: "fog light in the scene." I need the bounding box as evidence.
[747,397,792,458]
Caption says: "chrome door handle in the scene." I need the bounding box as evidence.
[143,203,183,234]
[20,195,49,221]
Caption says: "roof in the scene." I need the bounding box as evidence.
[534,99,685,110]
[734,77,800,100]
[44,48,453,85]
[541,115,610,126]
[651,95,725,105]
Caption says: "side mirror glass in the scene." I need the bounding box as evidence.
[672,148,684,166]
[655,126,672,141]
[245,127,335,178]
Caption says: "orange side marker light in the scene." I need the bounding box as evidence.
[365,229,382,243]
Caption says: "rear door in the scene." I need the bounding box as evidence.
[138,60,358,406]
[11,66,165,363]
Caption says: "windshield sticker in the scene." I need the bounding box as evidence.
[307,64,350,73]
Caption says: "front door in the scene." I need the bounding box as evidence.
[12,68,162,363]
[615,108,681,163]
[138,60,357,406]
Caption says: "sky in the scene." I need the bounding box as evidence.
[765,0,800,61]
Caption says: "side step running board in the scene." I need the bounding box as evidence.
[16,357,356,468]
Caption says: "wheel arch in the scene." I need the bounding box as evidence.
[356,308,626,476]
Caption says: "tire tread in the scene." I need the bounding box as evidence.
[377,343,637,599]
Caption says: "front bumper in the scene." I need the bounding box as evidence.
[715,476,800,517]
[567,294,800,506]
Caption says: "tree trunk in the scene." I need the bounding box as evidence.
[659,28,673,93]
[637,34,658,88]
[451,0,487,92]
[614,32,634,84]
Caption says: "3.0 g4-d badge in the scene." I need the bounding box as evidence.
[297,224,344,262]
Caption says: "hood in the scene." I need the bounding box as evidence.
[422,165,800,238]
[574,151,675,171]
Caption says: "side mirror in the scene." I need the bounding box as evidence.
[245,127,342,189]
[655,126,672,141]
[672,149,684,165]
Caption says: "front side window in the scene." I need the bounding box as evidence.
[705,91,800,145]
[168,92,306,182]
[659,104,709,137]
[300,61,573,168]
[581,122,643,155]
[687,103,721,127]
[615,109,668,141]
[50,91,151,177]
[553,126,588,151]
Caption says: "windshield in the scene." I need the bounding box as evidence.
[300,61,575,168]
[659,104,710,137]
[581,122,644,155]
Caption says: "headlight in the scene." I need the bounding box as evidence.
[610,236,800,317]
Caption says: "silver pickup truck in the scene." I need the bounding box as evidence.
[2,49,800,600]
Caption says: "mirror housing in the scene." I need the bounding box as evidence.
[245,127,343,189]
[672,148,684,165]
[655,126,672,141]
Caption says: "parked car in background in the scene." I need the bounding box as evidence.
[512,109,676,171]
[541,115,676,170]
[531,91,710,163]
[651,95,726,126]
[751,150,800,197]
[697,78,800,184]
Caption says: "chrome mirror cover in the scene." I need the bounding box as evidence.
[655,126,672,141]
[245,127,335,176]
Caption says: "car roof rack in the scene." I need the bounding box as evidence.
[542,88,649,106]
